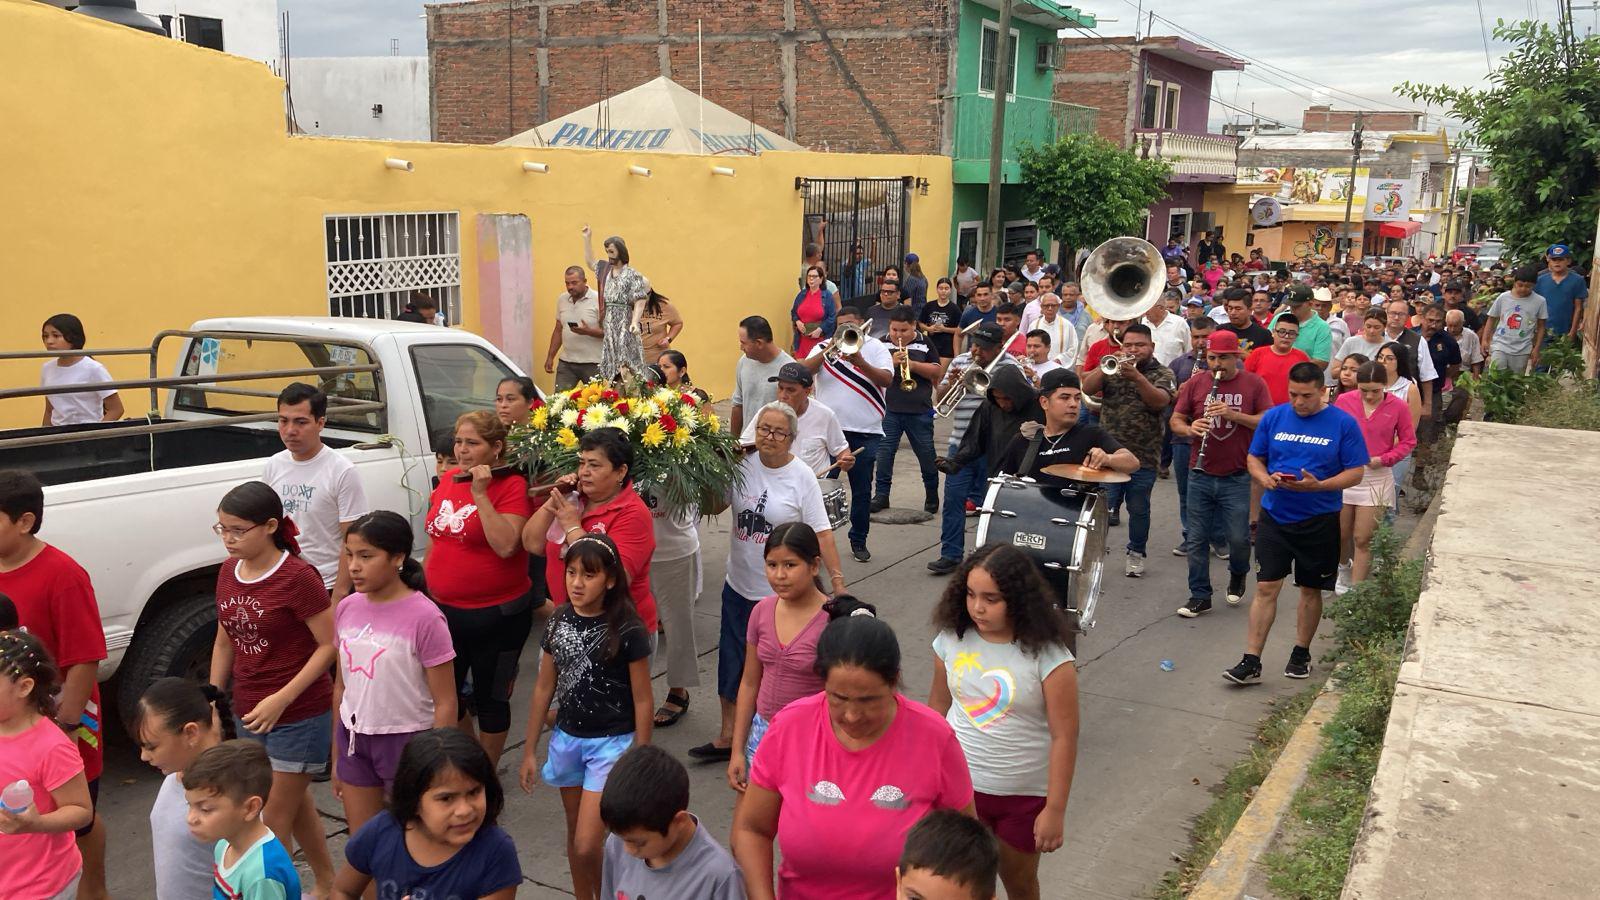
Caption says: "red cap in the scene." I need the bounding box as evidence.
[1206,331,1242,355]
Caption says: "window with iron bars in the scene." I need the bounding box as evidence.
[325,212,462,324]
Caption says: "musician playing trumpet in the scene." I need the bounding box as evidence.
[801,307,893,563]
[872,309,944,515]
[1169,331,1272,618]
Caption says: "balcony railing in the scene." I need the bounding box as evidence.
[1133,128,1239,181]
[952,92,1098,163]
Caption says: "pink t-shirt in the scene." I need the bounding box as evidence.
[335,590,456,735]
[0,715,85,897]
[1335,391,1417,467]
[745,597,827,720]
[749,693,973,900]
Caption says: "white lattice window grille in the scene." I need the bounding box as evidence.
[326,212,462,324]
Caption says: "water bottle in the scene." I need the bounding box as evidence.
[0,780,32,814]
[1160,659,1176,672]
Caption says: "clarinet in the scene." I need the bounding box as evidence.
[1191,380,1219,473]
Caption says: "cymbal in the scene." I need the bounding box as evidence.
[1041,462,1131,484]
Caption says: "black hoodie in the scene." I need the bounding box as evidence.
[948,364,1041,477]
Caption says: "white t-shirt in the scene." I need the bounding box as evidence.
[740,397,848,477]
[1143,313,1192,366]
[556,288,603,364]
[732,352,794,417]
[1027,358,1064,383]
[805,337,894,435]
[1208,304,1231,325]
[40,357,116,426]
[725,454,831,599]
[151,772,215,900]
[644,488,700,561]
[1455,328,1485,366]
[932,627,1074,796]
[261,445,369,588]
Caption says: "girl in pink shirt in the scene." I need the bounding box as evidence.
[1334,360,1417,589]
[727,523,873,793]
[0,629,94,900]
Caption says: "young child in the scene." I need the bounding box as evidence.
[333,728,521,899]
[431,426,457,489]
[182,740,301,899]
[600,744,745,899]
[207,480,337,894]
[0,469,109,898]
[896,809,1001,900]
[136,677,234,900]
[519,534,653,900]
[928,544,1080,900]
[0,630,94,900]
[1482,267,1549,374]
[727,522,870,792]
[332,511,457,836]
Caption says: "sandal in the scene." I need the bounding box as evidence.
[653,689,691,728]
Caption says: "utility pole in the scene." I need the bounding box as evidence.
[982,0,1015,272]
[1339,112,1364,263]
[1443,146,1463,254]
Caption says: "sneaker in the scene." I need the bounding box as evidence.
[1157,466,1171,480]
[851,543,872,563]
[927,556,960,575]
[1223,655,1263,684]
[1227,572,1248,606]
[924,495,940,514]
[1172,543,1188,557]
[1213,545,1230,560]
[870,495,890,513]
[1177,597,1211,618]
[1124,551,1146,578]
[964,500,978,517]
[1285,647,1313,679]
[1108,509,1122,526]
[1334,562,1352,596]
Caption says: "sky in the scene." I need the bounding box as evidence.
[279,0,1577,135]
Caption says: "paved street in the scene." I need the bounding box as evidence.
[96,425,1358,899]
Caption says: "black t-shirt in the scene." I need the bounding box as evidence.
[994,423,1125,489]
[884,337,940,414]
[1220,321,1274,354]
[541,605,652,737]
[1425,331,1462,395]
[919,300,961,359]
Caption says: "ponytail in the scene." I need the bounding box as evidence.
[218,481,301,557]
[346,510,428,597]
[399,557,429,596]
[137,676,234,742]
[823,594,877,620]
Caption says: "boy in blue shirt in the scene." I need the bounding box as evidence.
[1224,362,1367,685]
[183,741,301,900]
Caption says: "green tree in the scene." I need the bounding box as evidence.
[1458,186,1503,242]
[1400,20,1600,267]
[1018,133,1172,260]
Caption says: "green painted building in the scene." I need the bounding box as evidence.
[946,0,1097,271]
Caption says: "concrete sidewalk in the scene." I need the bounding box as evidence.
[1343,422,1600,899]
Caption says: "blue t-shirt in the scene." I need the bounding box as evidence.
[212,831,300,900]
[1534,270,1588,336]
[1248,404,1368,523]
[959,305,998,330]
[344,812,522,900]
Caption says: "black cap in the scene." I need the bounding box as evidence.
[1039,368,1081,395]
[1286,283,1315,305]
[969,325,1005,347]
[768,362,814,386]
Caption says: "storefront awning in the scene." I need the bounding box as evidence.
[1378,220,1421,239]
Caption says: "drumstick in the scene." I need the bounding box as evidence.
[814,447,865,478]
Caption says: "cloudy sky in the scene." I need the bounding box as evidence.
[281,0,1572,132]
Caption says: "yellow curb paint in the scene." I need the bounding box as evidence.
[1189,688,1343,900]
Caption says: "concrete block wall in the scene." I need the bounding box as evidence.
[1053,40,1138,146]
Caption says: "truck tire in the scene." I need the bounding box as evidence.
[114,592,217,738]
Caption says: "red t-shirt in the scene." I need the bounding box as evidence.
[1082,337,1115,371]
[1245,346,1311,405]
[215,552,333,724]
[424,471,534,609]
[543,486,658,631]
[1174,369,1274,476]
[0,544,107,780]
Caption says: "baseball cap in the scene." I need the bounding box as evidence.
[969,325,1005,347]
[1038,368,1081,395]
[1286,283,1315,305]
[904,252,920,264]
[1205,331,1242,355]
[1185,296,1205,307]
[768,362,814,386]
[1548,243,1571,258]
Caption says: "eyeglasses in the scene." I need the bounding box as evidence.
[1274,329,1299,338]
[755,426,792,439]
[212,523,264,541]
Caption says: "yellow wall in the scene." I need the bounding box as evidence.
[1202,185,1253,258]
[0,0,952,427]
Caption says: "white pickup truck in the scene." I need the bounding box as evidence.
[0,317,527,726]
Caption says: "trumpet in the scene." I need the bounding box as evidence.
[1099,351,1131,376]
[822,323,864,362]
[894,341,916,391]
[934,351,1004,418]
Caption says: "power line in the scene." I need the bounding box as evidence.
[1477,0,1497,72]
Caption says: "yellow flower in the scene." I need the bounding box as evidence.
[556,427,578,449]
[530,407,548,430]
[672,426,694,447]
[706,413,721,432]
[642,422,667,447]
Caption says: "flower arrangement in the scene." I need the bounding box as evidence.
[506,377,743,510]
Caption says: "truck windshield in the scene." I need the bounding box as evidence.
[174,335,384,432]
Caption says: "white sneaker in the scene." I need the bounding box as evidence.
[1125,551,1146,577]
[1335,563,1352,596]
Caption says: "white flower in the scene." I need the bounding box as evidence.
[586,412,610,432]
[653,388,674,405]
[560,408,580,428]
[677,408,698,430]
[636,400,659,419]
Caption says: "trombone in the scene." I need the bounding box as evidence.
[821,323,864,362]
[893,340,916,391]
[934,350,1004,418]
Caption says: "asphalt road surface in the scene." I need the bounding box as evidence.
[96,426,1363,898]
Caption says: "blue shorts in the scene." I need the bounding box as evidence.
[541,727,633,792]
[745,712,770,764]
[234,710,333,774]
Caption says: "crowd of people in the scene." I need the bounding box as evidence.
[0,232,1586,900]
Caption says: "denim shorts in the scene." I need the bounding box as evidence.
[540,727,633,792]
[745,712,771,764]
[234,709,333,774]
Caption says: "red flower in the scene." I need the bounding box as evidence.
[614,400,631,416]
[659,413,678,433]
[529,397,545,410]
[680,393,698,407]
[574,409,586,428]
[601,389,620,402]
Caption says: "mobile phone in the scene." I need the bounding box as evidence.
[1272,471,1301,482]
[567,321,579,330]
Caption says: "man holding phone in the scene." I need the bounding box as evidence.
[546,265,602,389]
[1224,362,1366,685]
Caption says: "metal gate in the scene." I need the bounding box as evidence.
[801,177,911,311]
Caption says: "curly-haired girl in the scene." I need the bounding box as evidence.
[927,544,1079,900]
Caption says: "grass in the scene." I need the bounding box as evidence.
[1152,682,1323,900]
[1516,382,1600,432]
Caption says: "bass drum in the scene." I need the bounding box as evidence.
[975,477,1108,650]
